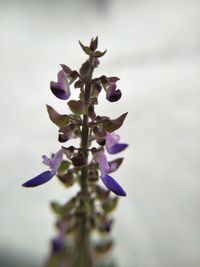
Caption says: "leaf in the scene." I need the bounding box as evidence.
[94,50,107,58]
[57,171,74,187]
[91,82,102,97]
[87,104,96,120]
[68,100,87,115]
[58,124,75,143]
[62,146,75,159]
[70,70,79,81]
[58,160,71,174]
[101,112,128,132]
[90,36,98,52]
[102,197,118,213]
[46,105,70,128]
[96,213,113,233]
[68,114,82,125]
[93,126,106,146]
[79,41,91,55]
[50,202,65,216]
[95,239,113,253]
[95,185,110,200]
[108,158,124,173]
[74,80,84,89]
[60,64,71,74]
[107,76,120,83]
[64,197,77,211]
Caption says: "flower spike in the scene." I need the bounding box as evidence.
[22,39,129,265]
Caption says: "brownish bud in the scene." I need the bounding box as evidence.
[62,146,75,159]
[90,36,98,52]
[71,154,87,167]
[68,100,87,115]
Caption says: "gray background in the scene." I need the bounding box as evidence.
[0,0,200,266]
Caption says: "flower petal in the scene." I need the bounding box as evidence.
[50,70,70,100]
[50,149,64,173]
[109,162,118,172]
[22,170,54,187]
[98,151,110,177]
[106,132,128,154]
[106,132,119,151]
[51,236,64,253]
[106,83,121,102]
[108,158,124,174]
[107,143,128,154]
[101,175,126,196]
[42,155,51,167]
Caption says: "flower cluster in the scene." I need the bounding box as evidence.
[22,37,128,265]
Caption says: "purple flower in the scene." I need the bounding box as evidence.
[97,151,126,196]
[106,83,121,102]
[101,175,126,196]
[22,149,63,187]
[106,132,128,154]
[51,221,66,253]
[50,70,71,100]
[51,236,65,253]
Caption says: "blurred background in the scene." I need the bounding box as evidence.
[0,0,200,266]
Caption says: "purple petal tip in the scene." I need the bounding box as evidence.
[22,170,54,187]
[51,237,64,253]
[102,175,126,196]
[50,84,70,100]
[50,70,70,100]
[106,89,122,102]
[108,143,128,154]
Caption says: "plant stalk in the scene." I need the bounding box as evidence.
[73,57,94,267]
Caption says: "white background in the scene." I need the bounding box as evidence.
[0,0,200,266]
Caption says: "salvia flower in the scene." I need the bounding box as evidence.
[22,149,63,187]
[50,70,71,100]
[51,221,66,253]
[106,83,122,102]
[51,236,65,253]
[102,76,122,102]
[106,132,128,154]
[97,150,126,196]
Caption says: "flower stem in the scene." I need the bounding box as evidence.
[80,78,92,192]
[72,57,95,267]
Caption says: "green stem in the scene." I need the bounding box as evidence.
[80,77,92,193]
[73,57,95,267]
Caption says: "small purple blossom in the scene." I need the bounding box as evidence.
[102,175,126,197]
[97,150,126,196]
[51,221,66,253]
[51,237,65,253]
[22,149,63,187]
[98,150,110,177]
[106,132,128,154]
[50,70,71,100]
[106,83,122,102]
